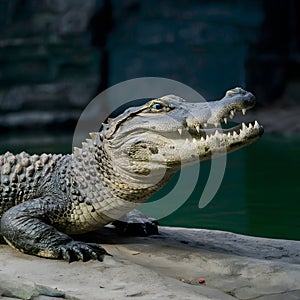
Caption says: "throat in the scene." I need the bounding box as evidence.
[108,170,175,203]
[73,137,175,204]
[97,151,175,203]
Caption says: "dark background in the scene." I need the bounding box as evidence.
[0,0,299,132]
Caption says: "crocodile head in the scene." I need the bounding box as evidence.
[98,87,263,188]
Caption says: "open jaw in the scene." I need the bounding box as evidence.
[179,104,264,155]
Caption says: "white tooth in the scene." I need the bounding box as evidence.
[215,130,220,135]
[249,123,253,129]
[233,131,238,137]
[196,125,200,133]
[200,136,205,142]
[242,108,246,115]
[224,117,228,124]
[214,122,218,128]
[89,132,97,139]
[227,132,231,137]
[242,122,247,131]
[229,110,235,119]
[204,123,208,128]
[185,138,189,143]
[178,128,182,135]
[254,120,259,128]
[192,138,196,143]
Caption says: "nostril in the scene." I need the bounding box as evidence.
[226,87,246,96]
[226,89,236,96]
[234,87,246,94]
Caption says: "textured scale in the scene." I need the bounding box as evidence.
[66,138,139,234]
[0,140,146,237]
[0,140,124,261]
[0,152,62,217]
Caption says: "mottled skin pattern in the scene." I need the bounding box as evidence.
[0,87,263,262]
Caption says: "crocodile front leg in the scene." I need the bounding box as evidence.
[0,197,109,262]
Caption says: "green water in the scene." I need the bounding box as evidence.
[158,133,300,240]
[1,131,299,240]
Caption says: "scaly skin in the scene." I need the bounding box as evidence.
[0,87,263,262]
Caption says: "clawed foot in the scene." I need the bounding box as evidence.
[113,210,159,236]
[58,241,111,263]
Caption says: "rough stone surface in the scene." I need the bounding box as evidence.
[0,0,100,129]
[0,226,299,300]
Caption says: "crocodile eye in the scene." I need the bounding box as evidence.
[151,103,164,110]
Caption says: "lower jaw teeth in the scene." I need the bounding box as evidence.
[183,120,260,143]
[213,121,260,138]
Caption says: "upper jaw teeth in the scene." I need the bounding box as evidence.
[201,106,244,127]
[177,103,259,140]
[228,107,248,120]
[229,110,235,119]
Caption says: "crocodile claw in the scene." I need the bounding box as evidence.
[59,241,111,263]
[113,219,159,236]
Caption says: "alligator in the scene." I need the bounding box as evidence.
[0,87,263,262]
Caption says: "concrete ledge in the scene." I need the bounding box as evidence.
[0,226,299,299]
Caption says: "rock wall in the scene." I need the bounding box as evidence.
[0,0,100,129]
[109,0,262,99]
[0,0,262,130]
